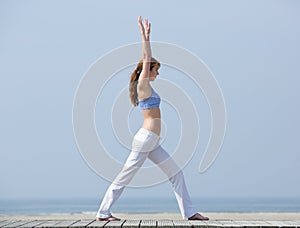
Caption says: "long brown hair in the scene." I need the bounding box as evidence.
[129,58,160,106]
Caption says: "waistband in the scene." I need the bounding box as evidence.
[138,128,160,139]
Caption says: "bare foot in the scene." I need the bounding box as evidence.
[188,212,209,220]
[96,215,121,221]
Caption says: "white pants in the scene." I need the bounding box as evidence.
[96,128,196,219]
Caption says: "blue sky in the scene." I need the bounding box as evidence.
[0,0,300,200]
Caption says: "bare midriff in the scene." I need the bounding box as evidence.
[141,107,161,136]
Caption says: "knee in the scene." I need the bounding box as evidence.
[108,183,126,192]
[169,170,184,184]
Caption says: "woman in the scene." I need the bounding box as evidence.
[96,16,209,221]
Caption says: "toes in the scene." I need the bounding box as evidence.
[188,213,209,220]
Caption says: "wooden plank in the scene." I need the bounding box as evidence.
[2,220,33,228]
[103,220,125,228]
[294,220,300,228]
[18,220,46,228]
[216,220,238,227]
[288,220,300,228]
[203,220,223,228]
[250,220,274,227]
[234,220,261,228]
[157,219,173,228]
[69,220,95,228]
[265,221,297,228]
[282,221,300,226]
[0,221,8,226]
[187,220,207,228]
[51,220,80,227]
[280,220,300,228]
[87,220,108,228]
[122,220,141,228]
[0,220,20,227]
[1,219,300,228]
[265,221,285,228]
[172,220,192,227]
[34,220,62,228]
[140,219,157,227]
[217,220,243,227]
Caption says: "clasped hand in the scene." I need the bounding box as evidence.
[138,16,151,41]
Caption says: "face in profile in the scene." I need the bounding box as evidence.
[149,64,160,81]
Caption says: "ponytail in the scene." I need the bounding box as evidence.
[129,58,160,106]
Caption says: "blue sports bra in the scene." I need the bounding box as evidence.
[138,88,161,110]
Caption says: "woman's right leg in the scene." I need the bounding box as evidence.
[148,145,197,219]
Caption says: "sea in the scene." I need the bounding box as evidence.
[1,197,300,215]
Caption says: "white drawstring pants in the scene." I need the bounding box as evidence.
[96,128,196,219]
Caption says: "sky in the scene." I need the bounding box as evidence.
[0,0,300,201]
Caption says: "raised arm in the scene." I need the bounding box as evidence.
[137,16,152,100]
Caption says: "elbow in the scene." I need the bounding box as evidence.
[143,55,152,61]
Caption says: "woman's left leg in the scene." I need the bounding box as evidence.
[96,150,148,218]
[96,128,160,219]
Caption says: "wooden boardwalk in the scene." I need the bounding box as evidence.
[1,219,300,228]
